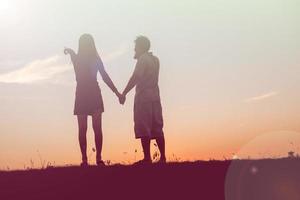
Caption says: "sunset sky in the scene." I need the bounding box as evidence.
[0,0,300,169]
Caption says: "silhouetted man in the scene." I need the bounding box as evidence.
[120,36,166,164]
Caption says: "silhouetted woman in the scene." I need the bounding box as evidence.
[64,34,121,167]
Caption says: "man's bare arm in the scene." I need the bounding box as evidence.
[120,57,144,104]
[122,75,138,96]
[122,58,144,96]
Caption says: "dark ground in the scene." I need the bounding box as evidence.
[0,159,299,200]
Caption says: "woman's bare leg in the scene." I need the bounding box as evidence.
[77,115,88,163]
[92,112,103,163]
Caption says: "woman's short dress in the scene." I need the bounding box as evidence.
[72,56,104,115]
[74,81,104,115]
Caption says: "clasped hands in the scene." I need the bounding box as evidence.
[116,91,126,105]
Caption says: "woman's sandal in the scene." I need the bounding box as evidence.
[80,161,88,167]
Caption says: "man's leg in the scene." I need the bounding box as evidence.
[92,112,103,164]
[141,137,151,161]
[134,102,152,164]
[153,101,166,162]
[77,115,88,164]
[156,136,166,162]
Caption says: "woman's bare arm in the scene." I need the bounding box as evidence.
[64,47,77,63]
[98,60,121,98]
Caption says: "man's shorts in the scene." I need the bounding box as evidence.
[134,100,164,139]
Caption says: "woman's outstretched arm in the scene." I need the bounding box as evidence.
[64,47,77,63]
[98,59,121,97]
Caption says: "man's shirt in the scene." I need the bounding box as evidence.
[133,52,161,103]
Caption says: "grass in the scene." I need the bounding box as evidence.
[0,158,299,200]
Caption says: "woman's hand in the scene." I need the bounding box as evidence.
[64,47,74,55]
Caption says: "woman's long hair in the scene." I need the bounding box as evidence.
[77,34,100,63]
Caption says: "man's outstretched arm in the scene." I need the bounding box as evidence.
[117,75,137,105]
[119,58,144,104]
[122,75,138,96]
[122,58,144,97]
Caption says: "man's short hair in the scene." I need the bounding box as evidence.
[135,36,151,52]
